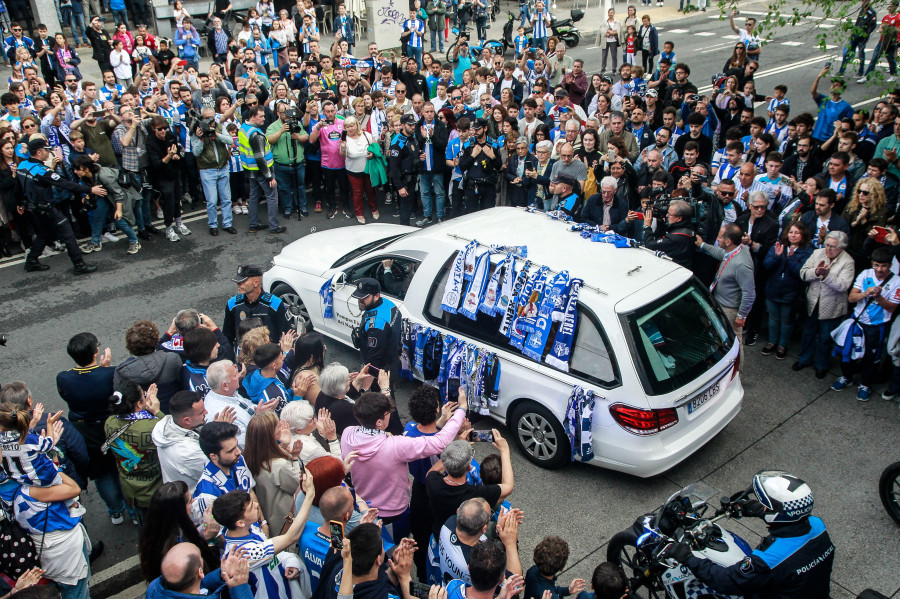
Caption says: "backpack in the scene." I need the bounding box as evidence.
[0,511,43,579]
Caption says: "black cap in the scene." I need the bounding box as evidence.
[27,138,48,154]
[232,263,264,283]
[400,113,418,126]
[600,74,613,84]
[554,89,569,98]
[473,117,489,129]
[351,277,381,299]
[553,173,577,188]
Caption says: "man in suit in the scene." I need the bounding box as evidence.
[799,188,851,250]
[695,223,757,370]
[736,191,779,346]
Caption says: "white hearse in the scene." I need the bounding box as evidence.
[263,207,743,477]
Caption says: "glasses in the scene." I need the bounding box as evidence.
[719,190,735,196]
[751,204,766,209]
[859,189,870,195]
[12,28,21,32]
[451,96,461,101]
[748,66,757,72]
[65,79,76,82]
[154,126,167,131]
[23,123,36,128]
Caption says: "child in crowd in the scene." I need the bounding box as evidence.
[624,25,637,66]
[767,83,790,119]
[515,26,529,58]
[524,536,586,599]
[227,122,249,214]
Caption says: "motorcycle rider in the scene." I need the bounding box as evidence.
[660,471,835,599]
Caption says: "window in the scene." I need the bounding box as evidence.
[623,279,733,396]
[331,233,412,268]
[424,253,619,388]
[346,256,421,301]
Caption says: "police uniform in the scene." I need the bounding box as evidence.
[17,143,97,273]
[458,120,501,213]
[222,264,291,346]
[238,121,281,233]
[686,516,835,599]
[389,114,421,226]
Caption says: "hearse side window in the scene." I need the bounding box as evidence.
[425,252,619,388]
[346,256,421,301]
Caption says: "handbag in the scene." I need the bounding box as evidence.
[0,511,43,579]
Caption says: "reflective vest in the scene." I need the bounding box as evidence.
[238,122,274,171]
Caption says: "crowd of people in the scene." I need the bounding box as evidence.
[0,263,837,599]
[0,1,894,596]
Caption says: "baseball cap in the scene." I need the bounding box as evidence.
[552,173,577,188]
[351,277,381,299]
[645,89,659,98]
[600,74,613,84]
[473,117,489,129]
[400,113,418,126]
[554,89,569,98]
[232,263,264,282]
[27,138,48,154]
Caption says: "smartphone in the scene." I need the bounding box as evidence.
[469,429,494,443]
[824,62,831,70]
[607,149,616,162]
[447,377,461,403]
[133,107,140,117]
[409,581,431,599]
[329,520,345,550]
[368,365,381,377]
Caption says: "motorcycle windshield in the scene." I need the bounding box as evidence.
[659,481,719,517]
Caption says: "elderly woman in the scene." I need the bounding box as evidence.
[530,139,556,211]
[794,231,855,377]
[244,411,303,530]
[315,362,381,435]
[280,401,343,464]
[761,222,814,360]
[505,137,538,207]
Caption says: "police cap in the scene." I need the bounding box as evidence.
[401,113,418,126]
[351,277,381,299]
[472,117,489,129]
[232,263,264,283]
[27,138,49,155]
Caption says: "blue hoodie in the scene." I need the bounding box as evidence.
[147,568,253,599]
[241,369,293,411]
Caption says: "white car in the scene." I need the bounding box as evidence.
[263,207,743,477]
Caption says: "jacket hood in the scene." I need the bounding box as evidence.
[243,369,278,400]
[151,415,199,449]
[116,352,177,385]
[341,427,389,463]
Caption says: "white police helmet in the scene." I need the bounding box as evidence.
[752,471,814,524]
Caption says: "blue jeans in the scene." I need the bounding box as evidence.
[273,162,307,214]
[112,8,128,26]
[248,174,280,230]
[199,166,233,228]
[93,468,130,517]
[766,299,795,347]
[408,45,423,69]
[430,30,444,52]
[61,7,87,45]
[533,37,547,51]
[90,199,138,244]
[419,171,446,219]
[864,40,897,77]
[839,36,869,75]
[797,311,840,372]
[54,534,90,599]
[518,4,529,28]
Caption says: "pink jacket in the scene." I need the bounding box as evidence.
[341,409,465,517]
[318,120,346,169]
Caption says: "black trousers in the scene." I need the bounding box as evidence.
[398,178,418,225]
[306,159,322,206]
[181,153,203,202]
[321,166,349,213]
[26,206,83,265]
[157,177,183,227]
[463,181,496,213]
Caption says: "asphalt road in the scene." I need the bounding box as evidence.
[1,6,900,598]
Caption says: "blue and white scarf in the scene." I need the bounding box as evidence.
[523,270,569,361]
[319,275,337,318]
[488,244,528,259]
[441,241,478,313]
[545,278,582,371]
[479,253,511,316]
[499,262,532,337]
[414,325,429,371]
[564,386,595,462]
[460,250,491,320]
[510,267,548,350]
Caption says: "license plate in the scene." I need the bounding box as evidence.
[687,379,722,414]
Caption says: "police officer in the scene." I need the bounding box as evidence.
[458,117,501,213]
[350,277,403,434]
[551,173,582,219]
[389,112,421,226]
[18,138,103,275]
[238,105,286,235]
[222,263,292,347]
[660,471,835,599]
[642,199,696,269]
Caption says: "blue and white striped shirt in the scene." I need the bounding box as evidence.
[404,18,425,48]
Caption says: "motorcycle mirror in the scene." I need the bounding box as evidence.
[636,531,655,547]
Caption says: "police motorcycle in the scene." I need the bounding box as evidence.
[607,482,762,598]
[879,460,900,526]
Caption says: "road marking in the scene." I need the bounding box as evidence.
[667,28,689,33]
[103,582,147,599]
[91,555,141,585]
[780,41,804,46]
[853,96,886,108]
[696,54,833,94]
[694,31,716,36]
[817,23,834,29]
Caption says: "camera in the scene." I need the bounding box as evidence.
[284,108,303,134]
[689,94,702,102]
[650,193,702,228]
[197,117,217,139]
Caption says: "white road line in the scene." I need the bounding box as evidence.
[696,54,833,93]
[694,31,716,36]
[91,555,141,585]
[780,41,804,46]
[853,96,886,108]
[667,28,689,33]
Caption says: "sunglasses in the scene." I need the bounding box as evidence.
[154,126,167,131]
[66,79,76,82]
[859,189,870,195]
[719,190,735,196]
[451,96,461,100]
[751,204,766,209]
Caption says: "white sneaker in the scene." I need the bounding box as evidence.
[177,224,192,236]
[233,204,240,214]
[102,231,119,243]
[888,76,897,83]
[241,205,249,214]
[110,512,124,525]
[166,228,180,242]
[156,208,163,219]
[857,76,868,84]
[68,500,86,518]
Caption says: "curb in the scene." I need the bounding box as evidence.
[90,555,144,599]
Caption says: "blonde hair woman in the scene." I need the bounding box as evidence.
[238,326,271,377]
[340,116,379,223]
[844,177,888,269]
